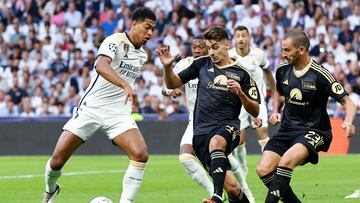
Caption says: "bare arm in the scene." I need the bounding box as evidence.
[156,46,183,89]
[227,79,259,117]
[268,89,284,125]
[339,95,356,138]
[264,68,276,97]
[95,55,137,106]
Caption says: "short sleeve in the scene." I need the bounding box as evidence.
[317,68,348,102]
[178,57,205,84]
[260,52,270,70]
[275,67,284,95]
[241,71,261,104]
[97,34,122,60]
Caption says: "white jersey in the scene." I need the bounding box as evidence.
[173,56,198,120]
[79,32,147,112]
[229,47,269,103]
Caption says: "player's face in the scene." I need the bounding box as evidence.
[281,38,300,65]
[234,30,250,50]
[132,18,156,45]
[205,39,230,64]
[191,40,208,58]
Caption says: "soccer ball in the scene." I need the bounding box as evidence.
[90,196,113,203]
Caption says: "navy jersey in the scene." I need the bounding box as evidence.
[178,56,260,135]
[276,59,348,132]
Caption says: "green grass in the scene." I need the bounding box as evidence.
[0,155,359,203]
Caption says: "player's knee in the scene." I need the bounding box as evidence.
[129,148,148,163]
[209,135,227,151]
[226,184,241,199]
[239,138,245,145]
[256,164,270,177]
[50,156,66,170]
[278,157,296,168]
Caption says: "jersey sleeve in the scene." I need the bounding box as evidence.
[260,51,270,70]
[317,67,348,102]
[241,71,261,104]
[97,33,122,60]
[275,66,285,95]
[178,57,204,84]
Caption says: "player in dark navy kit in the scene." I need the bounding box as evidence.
[256,31,357,203]
[157,26,260,203]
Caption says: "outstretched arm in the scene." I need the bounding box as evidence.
[156,46,183,89]
[339,96,356,138]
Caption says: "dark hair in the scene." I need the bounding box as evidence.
[131,7,156,22]
[234,25,249,34]
[203,26,229,41]
[284,30,310,50]
[193,35,205,41]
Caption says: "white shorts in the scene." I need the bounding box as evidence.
[239,103,268,130]
[63,105,138,141]
[180,120,193,146]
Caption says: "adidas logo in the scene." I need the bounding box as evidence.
[208,67,214,72]
[213,167,223,174]
[270,190,280,197]
[283,80,288,85]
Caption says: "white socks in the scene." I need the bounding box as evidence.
[45,159,62,193]
[120,160,146,203]
[232,144,248,177]
[179,153,214,195]
[228,154,255,203]
[258,137,270,152]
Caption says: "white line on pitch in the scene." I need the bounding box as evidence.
[0,169,124,180]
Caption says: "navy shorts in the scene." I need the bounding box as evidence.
[264,128,332,164]
[192,124,240,173]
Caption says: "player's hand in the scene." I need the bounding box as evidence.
[124,85,137,108]
[156,45,180,68]
[227,79,242,95]
[342,122,355,138]
[269,112,281,125]
[252,117,262,128]
[169,89,183,98]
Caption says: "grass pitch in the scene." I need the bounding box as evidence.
[0,155,359,203]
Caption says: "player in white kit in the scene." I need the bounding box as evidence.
[228,25,276,201]
[163,36,255,203]
[42,8,156,203]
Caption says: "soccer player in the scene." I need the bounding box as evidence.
[228,25,276,199]
[157,26,260,203]
[163,36,255,203]
[256,31,357,203]
[42,7,156,203]
[162,36,215,195]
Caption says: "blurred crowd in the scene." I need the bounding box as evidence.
[0,0,359,119]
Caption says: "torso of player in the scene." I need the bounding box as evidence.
[228,47,267,102]
[80,33,147,110]
[174,57,198,117]
[277,60,346,131]
[191,57,259,135]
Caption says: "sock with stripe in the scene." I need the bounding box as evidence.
[265,166,293,203]
[179,153,214,195]
[210,149,230,202]
[120,160,146,203]
[228,190,250,203]
[45,159,62,193]
[260,169,301,203]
